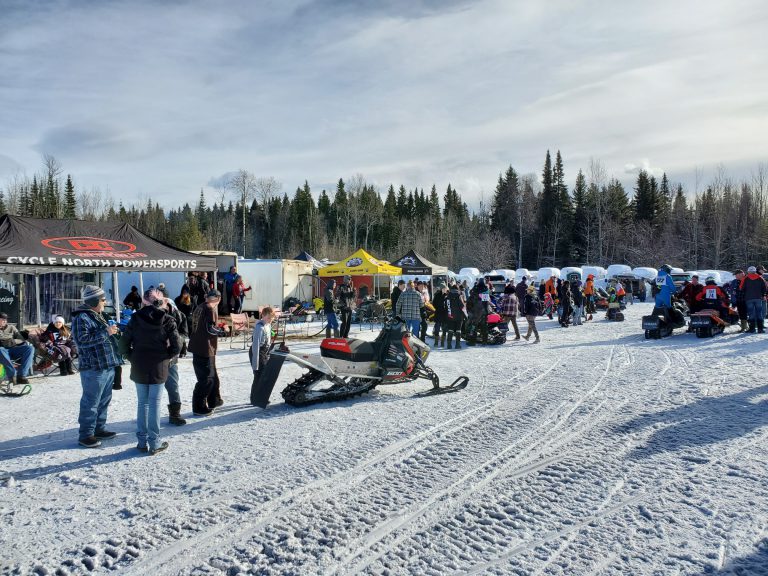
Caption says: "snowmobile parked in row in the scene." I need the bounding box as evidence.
[250,317,469,407]
[642,301,688,339]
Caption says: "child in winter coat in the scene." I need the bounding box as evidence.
[249,307,275,405]
[40,315,77,375]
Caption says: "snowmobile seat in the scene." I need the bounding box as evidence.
[320,338,378,362]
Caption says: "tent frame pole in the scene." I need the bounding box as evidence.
[113,271,121,323]
[34,273,42,327]
[139,271,144,296]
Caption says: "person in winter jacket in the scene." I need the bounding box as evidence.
[729,270,748,331]
[158,287,187,426]
[497,284,521,340]
[40,315,77,375]
[443,282,466,349]
[188,289,227,415]
[223,266,238,314]
[231,275,251,314]
[118,288,180,455]
[71,285,121,448]
[175,286,193,352]
[740,266,767,333]
[391,280,405,312]
[654,265,676,308]
[338,276,355,338]
[571,281,585,326]
[695,277,734,323]
[558,281,573,327]
[522,285,540,343]
[249,307,275,405]
[123,286,143,311]
[323,280,339,338]
[431,283,448,347]
[0,312,34,385]
[680,276,705,313]
[396,281,423,336]
[467,280,494,345]
[515,277,528,302]
[583,275,596,320]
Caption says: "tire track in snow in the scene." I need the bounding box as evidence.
[142,363,563,575]
[340,347,629,575]
[33,364,555,576]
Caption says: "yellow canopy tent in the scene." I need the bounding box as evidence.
[317,249,401,301]
[318,248,401,277]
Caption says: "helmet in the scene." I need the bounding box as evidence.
[660,264,672,274]
[705,275,716,283]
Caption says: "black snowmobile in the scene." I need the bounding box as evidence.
[642,299,688,339]
[250,317,469,408]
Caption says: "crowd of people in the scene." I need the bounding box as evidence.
[3,262,767,455]
[656,264,768,333]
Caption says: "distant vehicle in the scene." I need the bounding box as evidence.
[670,272,694,287]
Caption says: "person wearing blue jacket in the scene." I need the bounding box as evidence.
[654,265,676,308]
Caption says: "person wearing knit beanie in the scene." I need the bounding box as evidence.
[82,285,106,308]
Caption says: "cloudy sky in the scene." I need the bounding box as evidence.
[1,0,766,209]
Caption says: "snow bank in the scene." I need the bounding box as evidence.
[606,264,632,278]
[537,267,560,281]
[632,267,658,280]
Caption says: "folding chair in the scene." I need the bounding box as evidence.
[229,313,252,349]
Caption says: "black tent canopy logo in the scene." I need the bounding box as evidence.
[41,236,137,255]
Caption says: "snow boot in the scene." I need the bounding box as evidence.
[454,335,462,349]
[58,361,68,376]
[168,403,187,426]
[334,329,340,338]
[326,326,332,339]
[446,332,453,349]
[66,358,76,375]
[149,442,169,456]
[740,319,748,332]
[759,319,765,334]
[440,333,446,348]
[748,321,756,333]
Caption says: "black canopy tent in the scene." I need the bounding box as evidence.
[0,215,218,326]
[391,250,448,276]
[293,250,324,270]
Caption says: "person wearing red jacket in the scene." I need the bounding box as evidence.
[231,276,251,314]
[740,266,767,333]
[695,277,732,322]
[680,275,705,313]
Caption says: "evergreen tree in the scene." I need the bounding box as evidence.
[634,170,654,222]
[63,174,77,219]
[571,170,588,262]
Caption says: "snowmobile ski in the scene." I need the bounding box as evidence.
[414,376,470,398]
[250,345,288,408]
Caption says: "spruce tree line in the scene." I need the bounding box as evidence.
[2,155,768,271]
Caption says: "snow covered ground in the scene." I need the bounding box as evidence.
[2,303,767,575]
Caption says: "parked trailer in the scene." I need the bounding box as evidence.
[237,259,314,313]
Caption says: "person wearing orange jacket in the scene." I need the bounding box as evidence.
[583,274,596,320]
[695,276,733,323]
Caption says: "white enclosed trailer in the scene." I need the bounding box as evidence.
[237,259,314,312]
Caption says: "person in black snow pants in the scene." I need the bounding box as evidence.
[337,276,355,338]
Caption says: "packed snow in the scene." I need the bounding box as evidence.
[2,303,767,575]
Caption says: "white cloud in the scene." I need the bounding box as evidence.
[0,0,766,207]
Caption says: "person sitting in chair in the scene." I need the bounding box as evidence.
[40,315,77,375]
[0,312,34,385]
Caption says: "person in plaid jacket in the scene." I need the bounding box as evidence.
[71,285,121,448]
[395,281,423,336]
[497,284,521,340]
